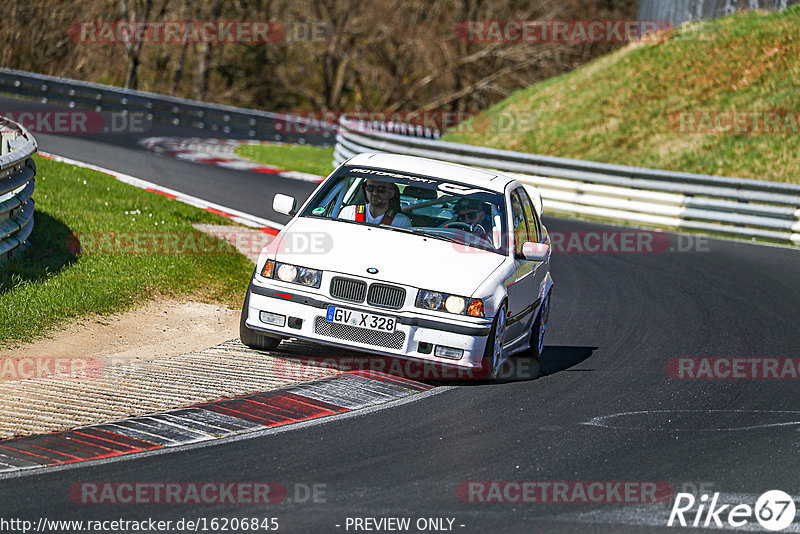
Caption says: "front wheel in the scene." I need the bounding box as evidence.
[481,302,507,380]
[239,291,281,352]
[529,291,551,361]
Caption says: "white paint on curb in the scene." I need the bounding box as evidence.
[138,137,325,183]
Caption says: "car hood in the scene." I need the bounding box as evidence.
[267,217,506,296]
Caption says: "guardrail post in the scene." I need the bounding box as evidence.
[793,210,800,246]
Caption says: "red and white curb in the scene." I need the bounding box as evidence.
[138,137,324,183]
[0,371,431,474]
[38,151,283,236]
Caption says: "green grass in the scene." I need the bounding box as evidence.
[444,6,800,183]
[0,156,254,347]
[235,143,335,177]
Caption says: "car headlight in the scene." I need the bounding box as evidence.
[416,289,484,317]
[261,260,322,289]
[296,267,322,287]
[444,295,466,314]
[417,290,444,310]
[277,263,298,282]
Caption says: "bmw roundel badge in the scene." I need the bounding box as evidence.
[367,267,379,274]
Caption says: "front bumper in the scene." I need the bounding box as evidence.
[245,282,493,369]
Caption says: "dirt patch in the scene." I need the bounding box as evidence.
[1,299,241,364]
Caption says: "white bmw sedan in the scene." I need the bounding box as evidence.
[240,153,553,378]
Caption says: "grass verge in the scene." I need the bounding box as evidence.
[443,6,800,183]
[0,155,254,347]
[235,143,334,177]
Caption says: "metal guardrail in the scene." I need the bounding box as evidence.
[0,68,336,140]
[0,115,37,262]
[334,118,800,245]
[637,0,799,29]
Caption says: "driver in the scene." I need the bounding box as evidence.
[339,179,412,228]
[448,197,489,239]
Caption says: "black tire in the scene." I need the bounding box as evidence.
[239,290,281,352]
[480,302,507,380]
[528,290,551,361]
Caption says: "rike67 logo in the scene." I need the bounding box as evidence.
[668,490,797,531]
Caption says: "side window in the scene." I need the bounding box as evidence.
[519,188,542,243]
[509,189,528,256]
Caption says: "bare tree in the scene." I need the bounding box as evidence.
[193,0,223,100]
[0,0,639,114]
[119,0,169,90]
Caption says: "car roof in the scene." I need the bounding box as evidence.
[344,153,516,193]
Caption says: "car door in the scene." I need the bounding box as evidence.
[503,188,537,347]
[519,187,549,336]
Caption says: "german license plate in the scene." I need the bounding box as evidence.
[326,305,396,332]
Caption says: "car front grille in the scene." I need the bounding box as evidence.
[314,317,405,350]
[330,277,367,303]
[367,283,406,309]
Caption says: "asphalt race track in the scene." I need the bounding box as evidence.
[2,94,800,533]
[0,95,325,225]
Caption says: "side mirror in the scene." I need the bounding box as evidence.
[522,242,549,262]
[273,194,297,216]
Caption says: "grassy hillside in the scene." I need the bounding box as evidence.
[444,6,800,183]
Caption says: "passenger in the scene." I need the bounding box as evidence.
[339,179,412,228]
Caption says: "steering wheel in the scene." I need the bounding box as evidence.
[444,222,489,242]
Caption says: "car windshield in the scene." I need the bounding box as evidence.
[300,165,508,253]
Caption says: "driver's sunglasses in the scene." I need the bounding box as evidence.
[365,184,390,194]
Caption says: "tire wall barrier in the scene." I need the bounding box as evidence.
[0,115,37,262]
